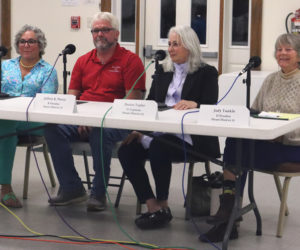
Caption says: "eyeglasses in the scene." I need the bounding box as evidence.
[276,47,295,53]
[19,39,38,45]
[91,28,115,34]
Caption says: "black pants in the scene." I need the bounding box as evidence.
[118,134,194,203]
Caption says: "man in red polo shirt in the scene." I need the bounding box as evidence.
[45,12,146,211]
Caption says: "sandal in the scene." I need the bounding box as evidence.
[1,192,23,208]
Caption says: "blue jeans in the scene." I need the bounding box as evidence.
[44,124,129,198]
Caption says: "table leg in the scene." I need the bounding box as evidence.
[222,139,262,250]
[248,170,262,235]
[222,175,242,250]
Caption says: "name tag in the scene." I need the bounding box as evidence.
[32,93,77,113]
[198,105,249,127]
[111,99,158,120]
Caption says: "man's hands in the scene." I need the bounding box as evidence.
[78,126,92,141]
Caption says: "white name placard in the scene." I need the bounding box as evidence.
[32,94,77,113]
[111,99,158,120]
[198,105,250,127]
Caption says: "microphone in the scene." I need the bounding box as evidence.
[61,44,76,94]
[239,56,261,76]
[0,46,8,57]
[61,44,76,55]
[154,50,166,61]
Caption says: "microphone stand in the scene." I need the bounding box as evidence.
[245,69,251,109]
[0,55,9,98]
[152,58,160,82]
[62,54,70,94]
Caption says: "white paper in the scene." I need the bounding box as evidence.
[32,94,77,114]
[198,105,250,127]
[110,99,158,121]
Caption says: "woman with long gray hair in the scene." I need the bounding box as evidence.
[118,25,220,230]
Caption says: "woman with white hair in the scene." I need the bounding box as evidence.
[118,25,220,229]
[201,33,300,243]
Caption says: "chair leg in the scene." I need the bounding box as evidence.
[274,175,289,216]
[276,176,292,238]
[114,171,126,208]
[185,162,195,220]
[23,146,31,199]
[42,144,56,187]
[205,160,211,176]
[83,151,92,189]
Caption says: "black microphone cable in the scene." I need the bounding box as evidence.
[98,60,196,250]
[0,53,60,142]
[25,53,61,120]
[217,74,241,105]
[0,58,183,248]
[179,110,222,250]
[21,54,96,241]
[98,60,154,245]
[129,110,224,250]
[0,52,95,243]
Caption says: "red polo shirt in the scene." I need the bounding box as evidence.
[69,44,146,102]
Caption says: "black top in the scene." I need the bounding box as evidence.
[147,64,221,159]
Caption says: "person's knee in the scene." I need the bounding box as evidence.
[148,140,167,159]
[118,144,132,161]
[44,125,56,138]
[118,143,145,169]
[44,124,61,139]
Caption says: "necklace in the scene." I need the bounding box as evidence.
[20,59,38,68]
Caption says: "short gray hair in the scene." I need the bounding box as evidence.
[163,25,206,73]
[274,33,300,68]
[14,24,47,57]
[90,12,119,31]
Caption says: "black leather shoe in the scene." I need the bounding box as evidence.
[199,223,238,243]
[48,187,87,206]
[135,207,173,229]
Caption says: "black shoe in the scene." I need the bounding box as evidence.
[135,207,173,229]
[199,223,238,243]
[48,187,87,206]
[87,195,107,212]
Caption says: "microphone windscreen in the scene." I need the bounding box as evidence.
[65,44,76,55]
[154,50,166,61]
[0,46,8,57]
[249,56,261,68]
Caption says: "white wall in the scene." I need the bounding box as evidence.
[10,0,300,92]
[11,0,100,93]
[261,0,300,71]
